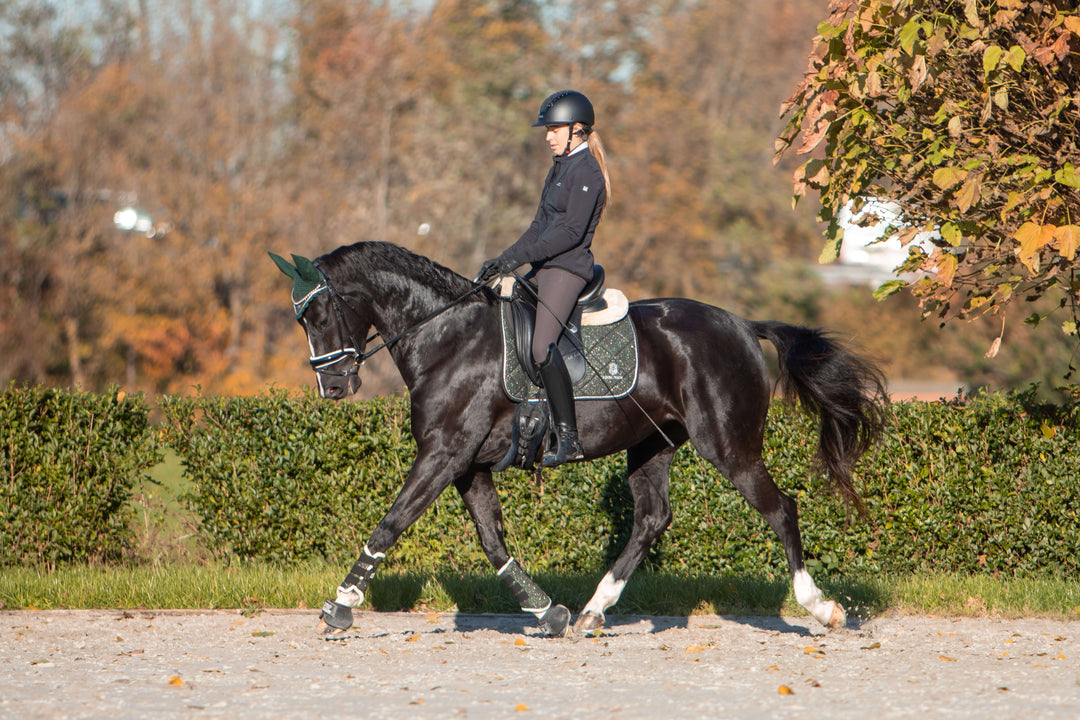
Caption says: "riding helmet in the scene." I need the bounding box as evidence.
[532,90,595,128]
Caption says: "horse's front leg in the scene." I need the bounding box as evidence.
[455,468,570,637]
[319,448,464,633]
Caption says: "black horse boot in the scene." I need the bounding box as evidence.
[537,344,584,467]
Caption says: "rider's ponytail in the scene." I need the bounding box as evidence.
[585,128,612,218]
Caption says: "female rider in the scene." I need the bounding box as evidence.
[478,90,611,467]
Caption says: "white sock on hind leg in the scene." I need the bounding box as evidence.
[793,569,842,627]
[581,572,626,619]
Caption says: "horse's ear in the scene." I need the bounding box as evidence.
[269,252,300,280]
[291,254,322,283]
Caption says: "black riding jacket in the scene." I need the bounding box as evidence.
[503,145,606,282]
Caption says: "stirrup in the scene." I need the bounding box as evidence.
[542,426,583,467]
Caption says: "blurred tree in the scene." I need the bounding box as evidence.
[141,0,292,394]
[0,1,106,388]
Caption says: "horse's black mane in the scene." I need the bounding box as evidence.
[320,241,484,305]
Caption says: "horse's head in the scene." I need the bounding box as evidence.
[270,252,365,399]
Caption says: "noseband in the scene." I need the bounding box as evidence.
[307,346,363,378]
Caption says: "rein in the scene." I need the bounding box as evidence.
[305,269,487,378]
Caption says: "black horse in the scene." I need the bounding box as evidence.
[271,242,886,636]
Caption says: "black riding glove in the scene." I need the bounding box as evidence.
[476,251,522,283]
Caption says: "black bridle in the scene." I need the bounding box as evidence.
[302,267,486,379]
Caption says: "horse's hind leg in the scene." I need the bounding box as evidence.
[455,469,571,637]
[575,435,677,633]
[716,454,845,629]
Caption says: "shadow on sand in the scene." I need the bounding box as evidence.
[360,569,884,637]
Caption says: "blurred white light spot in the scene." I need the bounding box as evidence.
[113,207,138,231]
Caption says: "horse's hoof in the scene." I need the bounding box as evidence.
[317,617,348,637]
[573,611,604,634]
[319,598,354,632]
[827,602,847,629]
[538,604,571,637]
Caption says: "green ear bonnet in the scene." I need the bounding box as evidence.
[269,252,327,319]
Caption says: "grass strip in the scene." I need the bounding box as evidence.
[2,564,1079,620]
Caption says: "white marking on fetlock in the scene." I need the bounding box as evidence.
[793,569,843,628]
[335,584,364,608]
[582,572,626,619]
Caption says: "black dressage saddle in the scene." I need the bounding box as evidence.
[507,265,608,386]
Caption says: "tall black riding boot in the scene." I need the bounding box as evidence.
[537,344,584,467]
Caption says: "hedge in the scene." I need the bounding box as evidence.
[160,387,1080,577]
[0,384,161,567]
[4,385,1078,575]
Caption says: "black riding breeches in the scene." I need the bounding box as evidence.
[531,267,587,365]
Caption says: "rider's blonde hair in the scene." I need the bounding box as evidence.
[577,122,612,218]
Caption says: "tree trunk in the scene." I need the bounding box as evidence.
[63,316,85,389]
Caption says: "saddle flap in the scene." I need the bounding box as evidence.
[507,300,585,386]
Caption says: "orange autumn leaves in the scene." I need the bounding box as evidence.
[1014,221,1080,274]
[778,0,1080,337]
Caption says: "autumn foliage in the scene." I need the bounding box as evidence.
[1,0,837,397]
[777,0,1080,339]
[2,0,1078,398]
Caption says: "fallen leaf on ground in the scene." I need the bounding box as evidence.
[515,703,530,712]
[168,676,184,686]
[803,646,825,656]
[778,685,794,695]
[514,638,528,647]
[940,655,957,662]
[686,644,708,654]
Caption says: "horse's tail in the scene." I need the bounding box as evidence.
[752,320,888,515]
